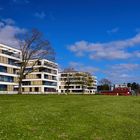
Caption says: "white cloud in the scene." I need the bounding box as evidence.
[2,18,15,25]
[69,61,99,74]
[68,33,140,60]
[107,27,119,34]
[0,18,26,48]
[104,63,140,83]
[34,12,46,19]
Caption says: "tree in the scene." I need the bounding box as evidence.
[99,78,112,85]
[127,83,132,88]
[17,29,55,94]
[98,78,112,91]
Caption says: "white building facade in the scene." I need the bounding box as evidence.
[58,71,97,94]
[0,44,21,94]
[22,59,58,94]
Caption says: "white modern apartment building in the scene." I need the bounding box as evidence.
[58,70,97,94]
[22,59,58,94]
[0,44,21,94]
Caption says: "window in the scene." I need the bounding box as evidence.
[0,66,7,73]
[35,87,39,92]
[30,88,32,92]
[44,74,48,79]
[8,58,19,66]
[52,76,57,80]
[52,70,57,74]
[0,85,7,91]
[36,74,41,78]
[76,86,80,89]
[43,81,57,86]
[44,87,56,92]
[13,69,16,74]
[22,88,24,92]
[22,81,31,85]
[0,75,14,82]
[37,61,41,65]
[39,68,52,73]
[25,68,32,72]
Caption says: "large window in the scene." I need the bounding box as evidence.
[44,74,48,79]
[0,75,14,82]
[36,74,41,79]
[44,87,56,92]
[0,66,7,73]
[43,81,57,86]
[0,85,7,91]
[8,58,19,66]
[35,87,39,92]
[22,81,31,85]
[39,68,51,73]
[52,76,57,80]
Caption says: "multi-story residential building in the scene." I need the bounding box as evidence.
[0,44,21,93]
[21,59,58,94]
[58,70,97,94]
[0,44,58,94]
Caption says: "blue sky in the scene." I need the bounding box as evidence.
[0,0,140,83]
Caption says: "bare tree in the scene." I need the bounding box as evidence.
[99,78,111,85]
[17,29,55,94]
[98,78,112,91]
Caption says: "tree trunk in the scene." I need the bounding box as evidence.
[18,78,22,94]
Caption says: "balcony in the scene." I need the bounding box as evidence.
[0,66,7,73]
[2,50,21,59]
[43,81,57,86]
[0,75,14,82]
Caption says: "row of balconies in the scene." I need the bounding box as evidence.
[24,74,57,80]
[22,80,57,86]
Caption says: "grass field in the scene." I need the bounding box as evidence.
[0,95,140,140]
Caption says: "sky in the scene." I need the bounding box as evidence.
[0,0,140,83]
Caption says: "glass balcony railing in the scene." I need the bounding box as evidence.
[0,75,14,82]
[0,66,7,73]
[43,81,57,86]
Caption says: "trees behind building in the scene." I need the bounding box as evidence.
[97,78,112,91]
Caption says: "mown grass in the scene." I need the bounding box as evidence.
[0,95,140,140]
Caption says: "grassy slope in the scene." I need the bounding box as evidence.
[0,95,140,140]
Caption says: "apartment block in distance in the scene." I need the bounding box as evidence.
[0,44,21,93]
[22,59,58,94]
[58,69,97,94]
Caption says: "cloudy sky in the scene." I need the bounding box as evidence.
[0,0,140,83]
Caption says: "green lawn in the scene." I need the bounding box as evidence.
[0,95,140,140]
